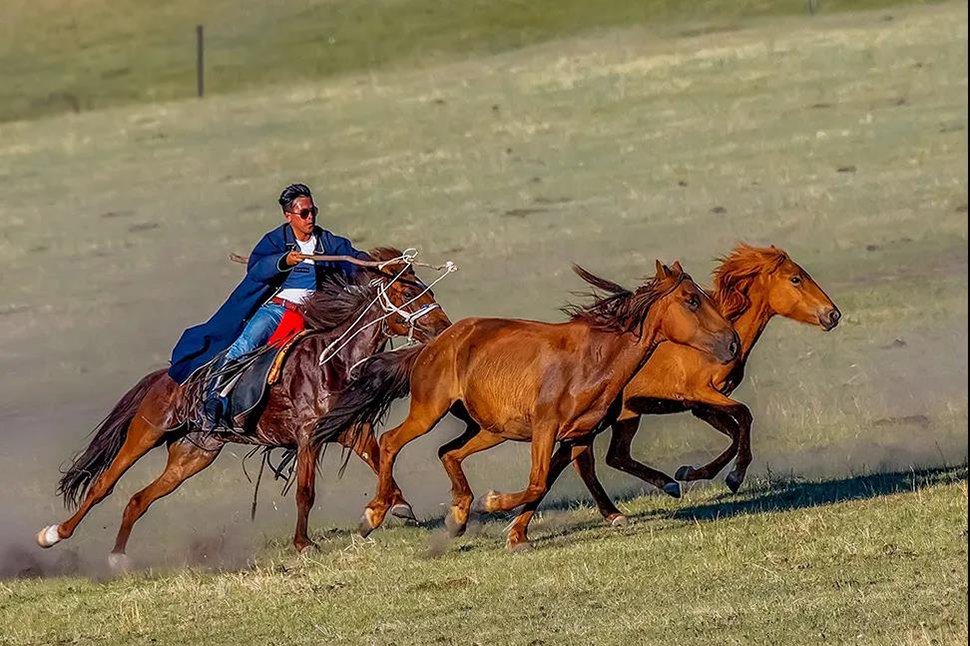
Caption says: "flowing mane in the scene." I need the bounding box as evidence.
[301,247,408,331]
[562,264,685,336]
[713,243,789,321]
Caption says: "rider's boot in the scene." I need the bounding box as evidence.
[201,358,237,432]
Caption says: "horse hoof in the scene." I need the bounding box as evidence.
[36,525,61,549]
[609,514,628,527]
[472,490,496,515]
[675,465,695,481]
[295,542,316,554]
[506,540,533,553]
[358,508,379,538]
[390,503,417,522]
[107,552,134,572]
[444,512,466,538]
[725,472,743,494]
[663,481,682,498]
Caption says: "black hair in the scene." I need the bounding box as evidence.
[278,183,313,212]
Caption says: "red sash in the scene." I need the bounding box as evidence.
[267,309,306,347]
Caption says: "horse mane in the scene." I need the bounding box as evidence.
[562,264,685,335]
[713,243,789,321]
[300,247,407,331]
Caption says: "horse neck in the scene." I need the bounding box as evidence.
[728,280,775,364]
[598,319,664,378]
[318,302,387,367]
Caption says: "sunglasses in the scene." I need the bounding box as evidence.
[287,206,318,220]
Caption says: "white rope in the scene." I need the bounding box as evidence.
[317,253,457,367]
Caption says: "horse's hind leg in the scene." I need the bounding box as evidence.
[110,435,222,566]
[340,424,415,521]
[438,426,505,538]
[41,415,167,547]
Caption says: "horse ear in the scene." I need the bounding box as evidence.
[671,260,684,274]
[655,260,669,278]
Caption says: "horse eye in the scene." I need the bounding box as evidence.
[790,275,802,286]
[687,296,700,310]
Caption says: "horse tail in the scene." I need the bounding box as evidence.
[57,368,167,509]
[313,345,424,449]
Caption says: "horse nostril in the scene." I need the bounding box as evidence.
[825,308,841,329]
[729,339,739,357]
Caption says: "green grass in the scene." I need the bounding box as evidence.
[0,0,950,124]
[1,466,966,645]
[0,1,966,643]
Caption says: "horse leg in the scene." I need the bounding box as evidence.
[474,423,556,515]
[571,444,625,524]
[505,442,585,551]
[110,435,222,566]
[724,405,753,493]
[40,415,166,548]
[438,426,505,538]
[293,441,321,553]
[676,397,752,492]
[341,424,415,521]
[603,416,681,499]
[359,397,450,537]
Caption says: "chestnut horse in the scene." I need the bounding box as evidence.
[38,248,452,563]
[502,244,841,547]
[313,261,739,547]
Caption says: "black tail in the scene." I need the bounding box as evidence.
[313,345,423,448]
[57,368,167,509]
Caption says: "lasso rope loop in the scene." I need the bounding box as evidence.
[318,248,457,367]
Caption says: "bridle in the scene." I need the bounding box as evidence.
[317,251,457,366]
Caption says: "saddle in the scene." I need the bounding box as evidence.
[198,329,313,433]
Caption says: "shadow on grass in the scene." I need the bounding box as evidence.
[518,463,968,551]
[299,464,968,556]
[663,463,967,523]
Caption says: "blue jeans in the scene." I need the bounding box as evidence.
[224,303,285,361]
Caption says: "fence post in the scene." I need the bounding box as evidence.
[196,24,205,98]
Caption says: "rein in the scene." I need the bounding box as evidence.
[316,249,457,367]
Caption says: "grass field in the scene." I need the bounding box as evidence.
[0,0,967,644]
[1,466,966,645]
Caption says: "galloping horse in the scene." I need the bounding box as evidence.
[38,248,452,563]
[502,244,841,547]
[313,261,739,547]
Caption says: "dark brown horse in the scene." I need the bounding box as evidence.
[313,261,739,547]
[37,248,452,565]
[501,244,841,547]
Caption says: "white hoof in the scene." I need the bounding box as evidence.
[36,525,62,548]
[108,552,135,572]
[610,514,629,527]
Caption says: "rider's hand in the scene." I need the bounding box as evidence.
[285,251,306,266]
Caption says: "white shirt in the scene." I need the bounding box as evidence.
[275,235,317,304]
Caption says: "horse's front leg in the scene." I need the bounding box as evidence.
[676,390,752,493]
[474,423,556,516]
[293,441,320,553]
[504,442,586,551]
[603,416,681,499]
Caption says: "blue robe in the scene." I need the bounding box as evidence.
[168,224,369,383]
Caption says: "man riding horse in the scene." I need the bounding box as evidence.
[169,183,370,431]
